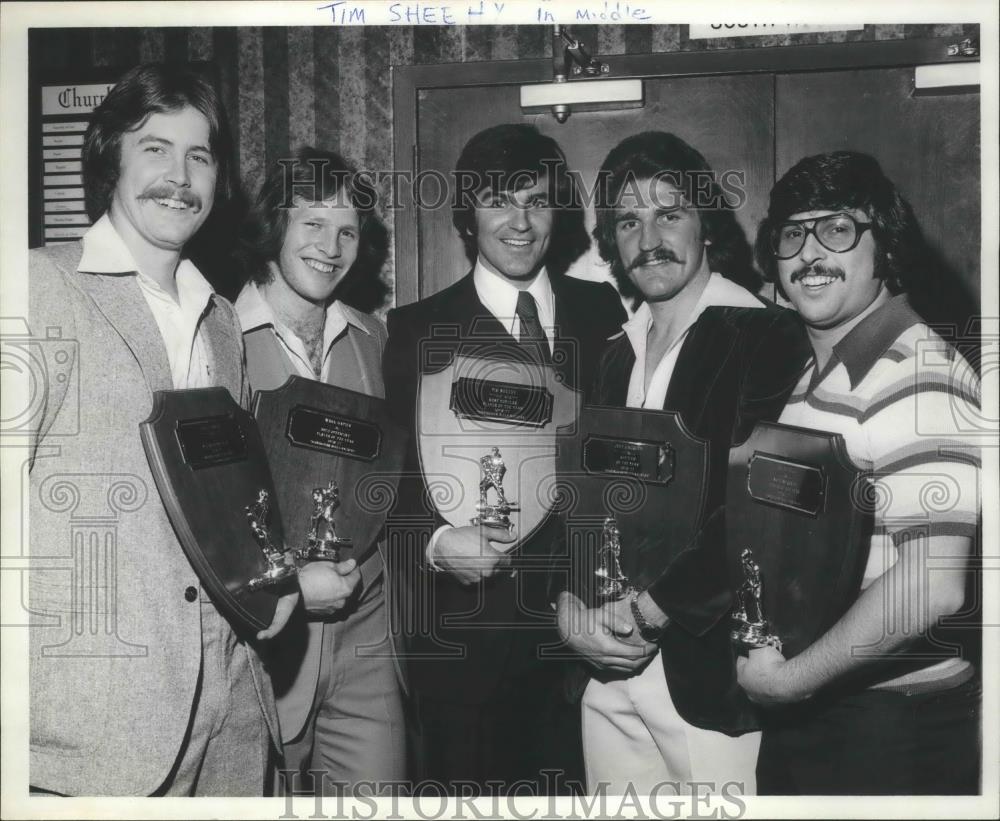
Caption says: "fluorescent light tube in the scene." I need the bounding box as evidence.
[520,79,644,114]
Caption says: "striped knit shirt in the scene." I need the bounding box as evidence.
[778,295,981,689]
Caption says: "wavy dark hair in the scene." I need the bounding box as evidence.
[82,63,235,221]
[236,147,390,313]
[451,123,590,278]
[593,131,759,307]
[755,151,925,299]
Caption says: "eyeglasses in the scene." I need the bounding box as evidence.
[770,212,873,259]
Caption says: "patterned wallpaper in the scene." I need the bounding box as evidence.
[29,23,980,302]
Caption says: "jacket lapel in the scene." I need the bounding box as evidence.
[599,339,635,406]
[340,324,386,398]
[77,272,173,394]
[201,298,242,397]
[453,273,510,340]
[664,311,739,423]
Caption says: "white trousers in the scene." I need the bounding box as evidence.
[581,652,760,796]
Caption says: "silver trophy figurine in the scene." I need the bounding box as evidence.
[472,447,519,530]
[730,547,782,652]
[297,480,353,562]
[595,515,630,600]
[245,489,298,592]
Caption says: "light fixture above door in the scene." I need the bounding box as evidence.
[519,26,645,123]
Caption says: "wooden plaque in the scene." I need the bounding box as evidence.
[557,405,711,605]
[140,387,289,635]
[253,376,407,564]
[725,421,874,658]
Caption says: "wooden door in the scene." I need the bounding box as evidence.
[776,67,980,333]
[402,43,980,331]
[415,73,774,300]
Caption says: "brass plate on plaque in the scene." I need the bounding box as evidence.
[175,414,248,470]
[582,435,675,485]
[449,376,553,427]
[286,405,381,461]
[747,452,825,517]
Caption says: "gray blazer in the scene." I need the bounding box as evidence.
[27,242,280,796]
[242,309,406,742]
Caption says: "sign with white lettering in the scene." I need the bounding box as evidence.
[689,24,864,39]
[33,81,115,247]
[30,63,213,249]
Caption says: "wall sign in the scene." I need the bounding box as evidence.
[30,70,122,248]
[689,24,864,40]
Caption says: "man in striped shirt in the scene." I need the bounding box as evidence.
[738,150,982,795]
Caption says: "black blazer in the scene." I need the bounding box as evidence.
[583,303,811,733]
[383,272,626,704]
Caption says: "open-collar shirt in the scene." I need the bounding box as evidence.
[78,214,214,389]
[235,280,371,382]
[621,272,762,410]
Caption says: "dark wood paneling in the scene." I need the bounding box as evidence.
[776,68,980,330]
[416,74,774,300]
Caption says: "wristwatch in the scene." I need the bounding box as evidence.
[630,588,666,642]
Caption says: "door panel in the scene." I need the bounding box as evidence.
[416,74,774,300]
[776,68,980,302]
[412,65,980,329]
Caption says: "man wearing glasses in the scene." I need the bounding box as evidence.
[739,151,982,795]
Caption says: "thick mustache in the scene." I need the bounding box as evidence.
[790,264,846,284]
[628,250,682,271]
[139,185,201,209]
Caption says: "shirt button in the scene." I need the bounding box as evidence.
[184,586,198,602]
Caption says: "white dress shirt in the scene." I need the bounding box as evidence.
[621,272,762,410]
[426,260,556,566]
[473,258,556,355]
[234,280,371,381]
[79,215,214,389]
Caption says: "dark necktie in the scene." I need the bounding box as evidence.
[516,290,552,365]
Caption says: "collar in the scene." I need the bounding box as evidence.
[620,271,761,358]
[831,293,923,388]
[472,259,554,326]
[235,281,371,337]
[78,214,143,275]
[80,213,214,306]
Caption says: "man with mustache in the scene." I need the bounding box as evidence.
[556,131,809,795]
[738,151,982,795]
[383,124,626,793]
[235,148,405,792]
[27,63,298,796]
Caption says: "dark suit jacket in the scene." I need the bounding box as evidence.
[584,304,810,734]
[383,272,626,705]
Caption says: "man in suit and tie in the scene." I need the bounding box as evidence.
[555,131,810,795]
[234,148,406,792]
[383,124,626,793]
[27,63,298,796]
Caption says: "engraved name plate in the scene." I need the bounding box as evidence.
[175,414,248,470]
[747,452,826,517]
[582,435,675,485]
[449,377,554,427]
[286,405,381,461]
